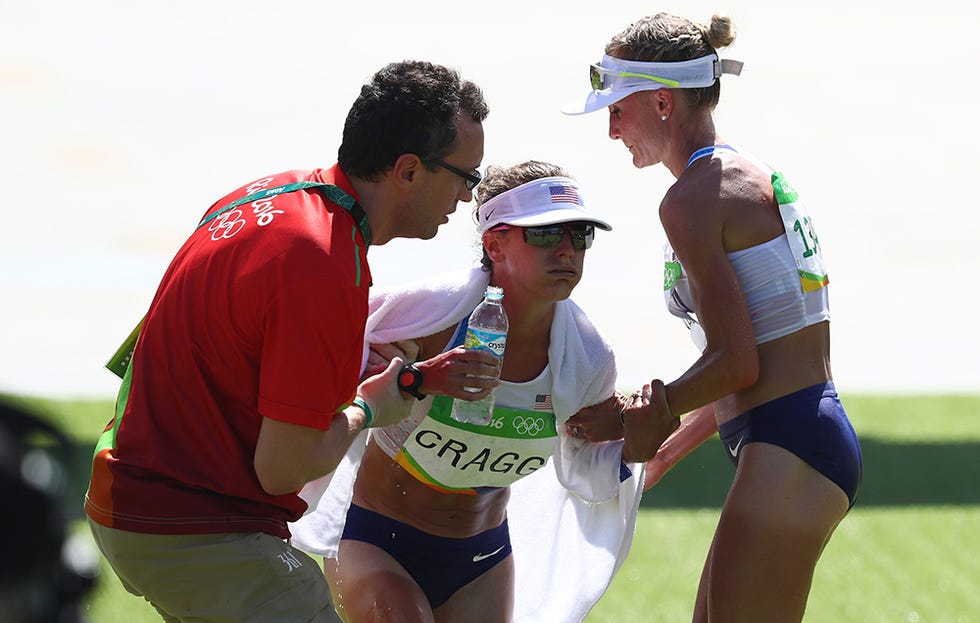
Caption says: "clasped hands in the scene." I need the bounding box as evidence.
[564,379,679,463]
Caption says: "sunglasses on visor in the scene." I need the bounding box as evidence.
[589,64,680,91]
[492,223,595,250]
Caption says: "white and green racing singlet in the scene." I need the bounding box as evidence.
[376,319,558,495]
[663,145,830,348]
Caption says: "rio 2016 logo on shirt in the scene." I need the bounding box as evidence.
[245,177,283,227]
[209,208,247,241]
[250,197,283,227]
[244,179,285,228]
[208,177,288,242]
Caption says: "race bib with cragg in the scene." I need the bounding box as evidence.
[394,395,557,494]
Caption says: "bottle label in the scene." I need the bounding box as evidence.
[464,327,506,358]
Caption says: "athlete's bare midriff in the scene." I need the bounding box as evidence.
[352,438,510,538]
[714,322,833,424]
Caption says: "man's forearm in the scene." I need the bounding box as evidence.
[253,406,368,496]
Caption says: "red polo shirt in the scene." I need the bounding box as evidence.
[86,165,371,538]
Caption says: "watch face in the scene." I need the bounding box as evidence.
[397,364,425,399]
[398,367,419,390]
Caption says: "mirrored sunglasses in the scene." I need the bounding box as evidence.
[492,223,595,250]
[589,64,679,91]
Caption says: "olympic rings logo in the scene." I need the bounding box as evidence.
[209,208,246,241]
[512,416,545,436]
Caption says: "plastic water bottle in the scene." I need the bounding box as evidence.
[451,285,508,426]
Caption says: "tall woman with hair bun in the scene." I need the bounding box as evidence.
[563,12,863,622]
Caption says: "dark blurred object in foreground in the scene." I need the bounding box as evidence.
[0,399,98,623]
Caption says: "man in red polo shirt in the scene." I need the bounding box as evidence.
[85,60,496,622]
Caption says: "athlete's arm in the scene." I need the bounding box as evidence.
[642,404,717,490]
[658,185,759,417]
[563,394,625,443]
[413,347,501,400]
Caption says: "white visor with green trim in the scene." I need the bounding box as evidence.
[562,53,743,115]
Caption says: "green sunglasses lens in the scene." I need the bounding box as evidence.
[523,224,594,250]
[590,65,603,90]
[524,226,564,248]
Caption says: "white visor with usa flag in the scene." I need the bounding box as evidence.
[477,176,612,234]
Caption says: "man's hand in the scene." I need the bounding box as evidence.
[355,356,415,429]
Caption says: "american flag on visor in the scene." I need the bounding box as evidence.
[549,185,580,205]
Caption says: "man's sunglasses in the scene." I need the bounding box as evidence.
[429,159,482,190]
[589,64,680,91]
[492,223,595,250]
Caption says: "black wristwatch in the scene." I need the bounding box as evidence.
[397,363,427,400]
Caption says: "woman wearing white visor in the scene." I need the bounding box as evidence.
[562,12,862,623]
[290,161,675,622]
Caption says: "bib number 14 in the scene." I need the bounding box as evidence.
[773,172,829,293]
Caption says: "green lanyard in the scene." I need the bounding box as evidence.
[196,181,371,243]
[105,180,370,379]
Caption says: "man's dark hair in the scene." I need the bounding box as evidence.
[338,60,489,181]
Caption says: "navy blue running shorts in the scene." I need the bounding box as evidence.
[341,504,512,608]
[717,382,863,508]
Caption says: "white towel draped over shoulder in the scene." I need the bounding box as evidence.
[361,267,489,364]
[290,267,645,623]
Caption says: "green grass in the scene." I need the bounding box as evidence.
[6,393,979,622]
[591,507,980,623]
[588,394,980,622]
